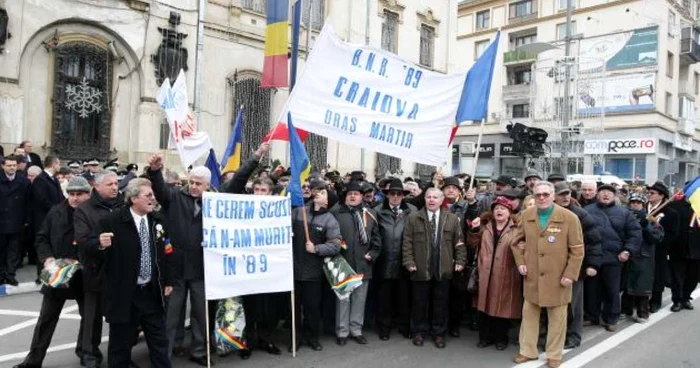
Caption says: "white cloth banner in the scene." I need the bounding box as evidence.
[156,70,212,168]
[202,192,294,300]
[279,25,466,166]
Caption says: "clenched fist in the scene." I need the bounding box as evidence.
[99,233,114,249]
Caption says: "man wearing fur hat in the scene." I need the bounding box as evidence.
[374,178,416,340]
[331,181,382,346]
[645,181,680,312]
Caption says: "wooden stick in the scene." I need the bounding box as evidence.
[290,290,297,358]
[469,120,485,190]
[301,206,311,243]
[205,298,211,368]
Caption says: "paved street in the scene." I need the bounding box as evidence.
[1,286,699,368]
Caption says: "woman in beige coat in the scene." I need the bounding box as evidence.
[467,196,522,350]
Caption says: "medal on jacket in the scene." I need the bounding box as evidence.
[548,235,556,243]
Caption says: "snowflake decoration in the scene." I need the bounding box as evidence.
[65,78,103,118]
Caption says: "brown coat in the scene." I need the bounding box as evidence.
[511,205,584,307]
[467,216,523,319]
[403,209,466,281]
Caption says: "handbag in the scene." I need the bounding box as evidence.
[466,249,479,293]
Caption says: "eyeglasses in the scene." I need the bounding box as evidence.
[534,192,551,199]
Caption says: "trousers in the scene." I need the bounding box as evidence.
[336,280,369,338]
[584,263,622,325]
[520,300,567,361]
[375,274,411,336]
[566,277,585,343]
[411,279,450,337]
[166,278,206,359]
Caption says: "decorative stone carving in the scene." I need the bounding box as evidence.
[151,12,188,86]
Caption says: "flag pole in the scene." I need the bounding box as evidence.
[205,299,211,368]
[469,120,485,190]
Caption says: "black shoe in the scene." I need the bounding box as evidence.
[379,332,390,341]
[671,303,682,312]
[190,356,213,366]
[287,343,301,353]
[13,363,41,368]
[433,336,446,349]
[399,330,411,339]
[495,341,508,351]
[308,341,323,351]
[449,328,460,338]
[650,304,661,313]
[477,340,493,348]
[682,301,694,310]
[239,348,252,360]
[412,334,424,346]
[351,335,367,344]
[34,278,41,285]
[6,277,18,286]
[564,339,580,349]
[264,343,281,355]
[336,337,347,346]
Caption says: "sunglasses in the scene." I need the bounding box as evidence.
[534,192,551,198]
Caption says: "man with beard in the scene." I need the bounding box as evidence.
[645,181,680,312]
[75,170,123,367]
[584,185,642,331]
[374,178,416,340]
[553,182,602,349]
[13,177,92,368]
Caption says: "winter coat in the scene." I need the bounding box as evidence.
[373,200,417,279]
[648,202,680,254]
[624,208,664,296]
[0,172,29,234]
[30,171,64,231]
[98,207,173,324]
[331,204,382,279]
[667,200,700,260]
[403,209,467,281]
[74,191,126,292]
[512,205,584,307]
[565,203,603,273]
[467,214,522,319]
[584,202,643,265]
[35,201,83,299]
[292,205,342,281]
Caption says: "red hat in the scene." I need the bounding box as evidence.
[491,196,515,212]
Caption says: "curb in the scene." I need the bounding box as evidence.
[0,282,42,297]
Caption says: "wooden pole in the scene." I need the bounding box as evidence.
[647,189,683,221]
[468,121,486,190]
[205,299,211,368]
[301,206,311,243]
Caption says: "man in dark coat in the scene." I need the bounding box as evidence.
[19,140,43,170]
[553,182,603,348]
[331,181,382,346]
[373,178,416,340]
[97,178,173,367]
[667,194,700,312]
[584,185,642,331]
[13,177,92,368]
[74,170,123,368]
[31,156,64,233]
[0,155,30,285]
[403,187,466,349]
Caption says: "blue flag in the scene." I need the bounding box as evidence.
[288,112,311,207]
[221,107,244,173]
[205,148,222,189]
[455,32,501,124]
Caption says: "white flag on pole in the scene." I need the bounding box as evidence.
[156,70,212,168]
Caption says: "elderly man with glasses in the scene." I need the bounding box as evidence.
[512,181,584,368]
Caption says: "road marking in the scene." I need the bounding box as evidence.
[561,288,700,368]
[0,309,82,320]
[0,304,80,337]
[511,293,677,368]
[0,336,109,363]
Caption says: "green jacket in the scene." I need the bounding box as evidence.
[402,209,466,281]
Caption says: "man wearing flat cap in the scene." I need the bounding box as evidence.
[68,161,82,175]
[547,173,566,184]
[477,175,515,215]
[523,169,542,194]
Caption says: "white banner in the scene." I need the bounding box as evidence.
[202,192,294,300]
[156,70,212,168]
[279,25,467,166]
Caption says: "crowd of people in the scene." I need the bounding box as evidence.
[1,140,699,368]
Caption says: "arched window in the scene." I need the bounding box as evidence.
[232,76,271,162]
[51,42,112,160]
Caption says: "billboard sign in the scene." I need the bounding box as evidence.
[579,26,658,71]
[578,73,656,115]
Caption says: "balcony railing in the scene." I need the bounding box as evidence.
[508,11,538,25]
[680,27,700,65]
[503,50,538,65]
[678,117,696,135]
[679,81,696,97]
[502,84,531,101]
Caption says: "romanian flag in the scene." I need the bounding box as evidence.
[262,0,289,88]
[684,175,700,218]
[288,112,310,207]
[221,108,244,174]
[449,32,501,144]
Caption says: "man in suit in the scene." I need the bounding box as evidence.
[0,155,30,285]
[13,177,92,368]
[31,156,64,231]
[403,187,466,349]
[19,140,43,170]
[97,178,173,368]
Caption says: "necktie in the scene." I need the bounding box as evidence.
[138,218,152,282]
[353,208,369,245]
[429,212,437,246]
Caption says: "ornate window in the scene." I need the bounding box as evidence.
[419,24,434,68]
[376,10,401,178]
[232,76,271,163]
[51,42,112,160]
[302,0,325,31]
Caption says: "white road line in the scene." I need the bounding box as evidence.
[0,304,80,337]
[0,309,82,320]
[0,336,109,363]
[511,293,676,368]
[561,288,700,368]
